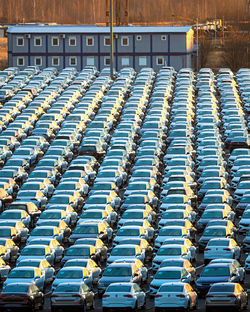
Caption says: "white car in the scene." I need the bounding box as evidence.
[150,267,192,295]
[102,282,146,311]
[155,282,197,311]
[204,238,241,263]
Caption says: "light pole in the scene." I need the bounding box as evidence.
[110,0,114,79]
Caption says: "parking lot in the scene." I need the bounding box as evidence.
[0,65,249,311]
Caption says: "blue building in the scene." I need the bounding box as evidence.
[7,25,194,71]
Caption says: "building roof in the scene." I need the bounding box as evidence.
[7,25,192,34]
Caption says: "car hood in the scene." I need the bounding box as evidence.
[52,278,84,288]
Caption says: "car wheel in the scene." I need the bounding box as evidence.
[82,302,87,312]
[132,300,139,311]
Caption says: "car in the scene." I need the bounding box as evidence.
[61,245,99,267]
[63,259,102,284]
[3,267,45,291]
[196,263,241,296]
[50,282,94,312]
[107,245,145,265]
[210,259,246,283]
[198,226,234,251]
[102,282,146,311]
[0,209,31,227]
[69,221,113,244]
[98,263,142,294]
[113,226,147,245]
[154,282,198,311]
[155,226,189,249]
[52,267,92,291]
[204,238,241,263]
[152,245,191,271]
[205,283,248,311]
[150,267,192,295]
[16,259,55,284]
[17,245,55,265]
[0,283,44,311]
[27,238,64,263]
[27,226,64,244]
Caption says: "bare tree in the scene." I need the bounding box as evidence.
[222,28,250,71]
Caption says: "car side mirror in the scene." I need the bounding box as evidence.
[35,276,40,279]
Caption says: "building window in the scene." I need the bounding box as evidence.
[136,35,142,41]
[121,36,129,46]
[69,57,77,66]
[69,37,76,46]
[34,57,42,66]
[16,37,24,47]
[17,57,24,66]
[156,56,164,66]
[139,56,147,66]
[86,57,95,66]
[52,57,60,66]
[86,37,94,46]
[161,35,167,41]
[104,56,110,66]
[104,37,110,46]
[52,37,59,46]
[34,37,42,46]
[121,57,129,66]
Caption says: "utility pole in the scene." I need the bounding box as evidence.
[196,18,199,71]
[110,0,114,78]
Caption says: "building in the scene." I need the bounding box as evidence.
[7,25,194,71]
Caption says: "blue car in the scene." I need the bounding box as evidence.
[196,263,240,296]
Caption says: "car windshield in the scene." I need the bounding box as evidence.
[155,270,181,279]
[9,270,35,278]
[158,247,181,256]
[159,285,184,292]
[163,212,184,219]
[74,226,98,234]
[124,197,144,204]
[0,211,21,219]
[3,284,29,293]
[201,267,230,277]
[49,197,69,204]
[203,211,223,218]
[123,212,143,219]
[210,284,235,292]
[103,267,132,276]
[86,197,107,204]
[203,228,226,236]
[159,229,182,236]
[40,212,61,219]
[81,212,102,219]
[107,285,132,292]
[243,211,250,218]
[207,240,229,246]
[57,270,83,279]
[22,248,45,256]
[31,228,53,236]
[18,261,40,267]
[64,261,87,267]
[66,248,90,256]
[203,197,223,204]
[0,229,11,236]
[117,228,140,236]
[55,285,80,292]
[111,247,136,256]
[160,260,183,268]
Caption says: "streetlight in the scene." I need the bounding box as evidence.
[110,0,114,79]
